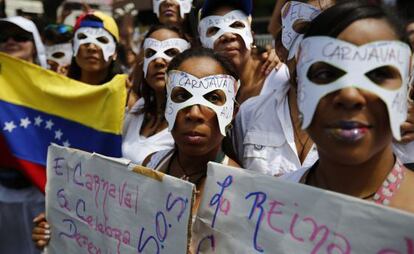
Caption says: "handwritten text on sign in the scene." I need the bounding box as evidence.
[192,162,414,254]
[45,144,194,254]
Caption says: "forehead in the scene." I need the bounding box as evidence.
[177,56,226,78]
[337,18,398,46]
[148,28,181,41]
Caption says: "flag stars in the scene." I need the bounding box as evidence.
[20,117,31,128]
[34,116,43,126]
[63,140,71,147]
[45,119,54,130]
[55,129,63,140]
[3,121,17,133]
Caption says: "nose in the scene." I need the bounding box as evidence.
[153,57,168,68]
[163,0,175,6]
[185,104,205,123]
[332,87,367,111]
[218,32,238,44]
[85,43,100,51]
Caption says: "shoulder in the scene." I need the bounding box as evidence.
[143,149,174,170]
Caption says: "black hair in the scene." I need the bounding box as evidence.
[201,1,245,18]
[42,24,73,44]
[167,47,239,80]
[132,24,188,121]
[304,0,406,41]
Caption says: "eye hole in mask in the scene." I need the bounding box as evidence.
[229,21,246,29]
[77,33,87,40]
[144,48,156,58]
[164,48,180,57]
[207,27,220,37]
[51,52,65,59]
[96,36,110,44]
[203,89,227,106]
[171,87,193,103]
[293,20,311,34]
[307,62,346,85]
[365,66,402,90]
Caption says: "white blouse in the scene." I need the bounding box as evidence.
[122,99,175,165]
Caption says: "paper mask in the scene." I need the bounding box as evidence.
[143,38,190,77]
[73,27,116,62]
[45,43,73,67]
[165,70,237,136]
[297,36,411,140]
[199,10,253,50]
[281,1,321,60]
[153,0,192,19]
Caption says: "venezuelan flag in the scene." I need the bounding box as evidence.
[0,52,126,191]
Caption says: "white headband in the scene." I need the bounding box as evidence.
[199,10,253,50]
[143,38,190,77]
[45,43,73,67]
[153,0,192,19]
[297,37,411,140]
[73,27,116,62]
[281,1,321,60]
[165,70,237,136]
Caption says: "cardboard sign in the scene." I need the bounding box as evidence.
[192,162,414,253]
[45,144,194,254]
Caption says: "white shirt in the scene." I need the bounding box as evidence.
[233,69,414,176]
[259,64,290,96]
[122,99,175,165]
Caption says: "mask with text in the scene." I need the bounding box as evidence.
[281,1,321,60]
[165,70,237,136]
[297,36,411,140]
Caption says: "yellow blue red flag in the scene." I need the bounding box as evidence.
[0,52,126,191]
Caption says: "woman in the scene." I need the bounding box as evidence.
[0,15,47,254]
[143,47,240,212]
[122,24,191,165]
[32,47,240,248]
[198,0,283,103]
[282,1,414,213]
[68,10,122,85]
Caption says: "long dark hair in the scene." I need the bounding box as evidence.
[304,0,406,40]
[133,24,187,118]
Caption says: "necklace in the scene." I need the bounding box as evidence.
[304,159,406,206]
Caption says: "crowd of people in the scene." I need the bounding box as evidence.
[1,0,414,253]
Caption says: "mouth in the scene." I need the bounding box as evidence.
[154,71,166,80]
[326,120,372,142]
[163,9,176,17]
[182,131,207,145]
[85,56,100,62]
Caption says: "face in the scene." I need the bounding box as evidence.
[406,22,414,48]
[159,0,183,25]
[274,0,335,84]
[74,28,116,74]
[208,6,252,71]
[144,28,185,93]
[170,57,231,156]
[306,18,403,165]
[0,25,35,63]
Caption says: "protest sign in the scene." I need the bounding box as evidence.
[45,144,194,254]
[192,162,414,254]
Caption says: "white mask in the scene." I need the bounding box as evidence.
[297,36,412,140]
[153,0,192,19]
[281,1,321,60]
[199,10,253,50]
[45,43,73,67]
[73,27,116,62]
[165,70,237,136]
[143,38,190,77]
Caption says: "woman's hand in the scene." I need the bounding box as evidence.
[400,100,414,144]
[260,45,283,76]
[32,212,51,249]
